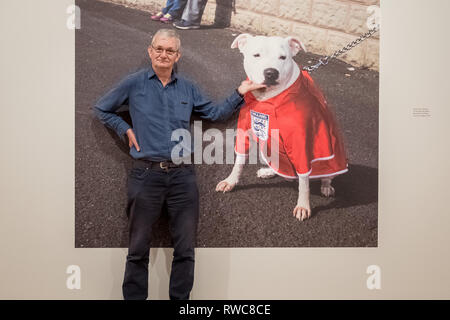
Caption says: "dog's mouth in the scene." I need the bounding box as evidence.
[262,79,279,87]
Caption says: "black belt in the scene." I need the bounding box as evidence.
[133,159,190,171]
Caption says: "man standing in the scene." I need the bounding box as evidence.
[94,29,264,300]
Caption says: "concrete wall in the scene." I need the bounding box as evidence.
[104,0,380,70]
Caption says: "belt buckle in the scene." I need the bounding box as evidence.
[160,161,169,170]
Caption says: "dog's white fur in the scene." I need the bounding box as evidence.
[215,34,335,221]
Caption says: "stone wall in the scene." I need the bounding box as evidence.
[104,0,380,70]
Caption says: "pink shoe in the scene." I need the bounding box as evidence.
[150,11,163,21]
[160,13,173,24]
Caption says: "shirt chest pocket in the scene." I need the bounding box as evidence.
[175,97,193,122]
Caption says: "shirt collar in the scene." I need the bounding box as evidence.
[147,65,178,82]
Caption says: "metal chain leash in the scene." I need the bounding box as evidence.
[302,26,380,73]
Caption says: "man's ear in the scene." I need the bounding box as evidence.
[231,33,253,52]
[174,50,181,63]
[286,36,307,56]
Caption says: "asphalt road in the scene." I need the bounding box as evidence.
[75,0,379,248]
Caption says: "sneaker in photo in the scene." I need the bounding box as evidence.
[150,11,163,21]
[160,13,174,24]
[173,19,200,30]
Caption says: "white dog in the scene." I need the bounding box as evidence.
[215,34,348,221]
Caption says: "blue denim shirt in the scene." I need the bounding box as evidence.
[94,67,244,161]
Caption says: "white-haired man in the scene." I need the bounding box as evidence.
[94,29,264,300]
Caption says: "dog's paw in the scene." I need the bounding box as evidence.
[321,185,335,197]
[215,180,237,193]
[292,205,311,221]
[257,168,276,179]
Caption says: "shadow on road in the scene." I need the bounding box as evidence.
[234,163,378,212]
[311,164,378,215]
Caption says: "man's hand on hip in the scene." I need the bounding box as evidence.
[237,80,267,96]
[126,128,141,152]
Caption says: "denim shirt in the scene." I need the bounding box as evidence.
[94,67,244,161]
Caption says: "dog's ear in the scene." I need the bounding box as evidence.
[231,33,252,52]
[286,36,307,56]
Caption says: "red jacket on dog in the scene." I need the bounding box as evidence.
[235,69,348,179]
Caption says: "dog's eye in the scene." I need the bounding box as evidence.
[253,53,260,58]
[279,55,287,60]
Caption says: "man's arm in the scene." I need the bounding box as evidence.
[93,75,134,139]
[192,80,265,122]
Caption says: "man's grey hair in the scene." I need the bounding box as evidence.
[151,29,181,50]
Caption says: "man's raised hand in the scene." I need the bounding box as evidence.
[238,80,267,96]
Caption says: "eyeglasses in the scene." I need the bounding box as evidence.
[151,45,179,56]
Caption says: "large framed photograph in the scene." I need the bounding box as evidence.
[76,0,379,249]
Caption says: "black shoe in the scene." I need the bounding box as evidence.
[173,19,200,30]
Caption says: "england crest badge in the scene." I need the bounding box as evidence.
[250,110,269,141]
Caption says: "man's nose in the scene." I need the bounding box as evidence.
[263,68,279,81]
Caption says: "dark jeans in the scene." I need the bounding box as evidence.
[122,161,199,300]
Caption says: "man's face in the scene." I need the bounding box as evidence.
[148,35,181,70]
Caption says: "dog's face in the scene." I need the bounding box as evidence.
[231,34,306,88]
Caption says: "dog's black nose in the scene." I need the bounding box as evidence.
[263,68,279,81]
